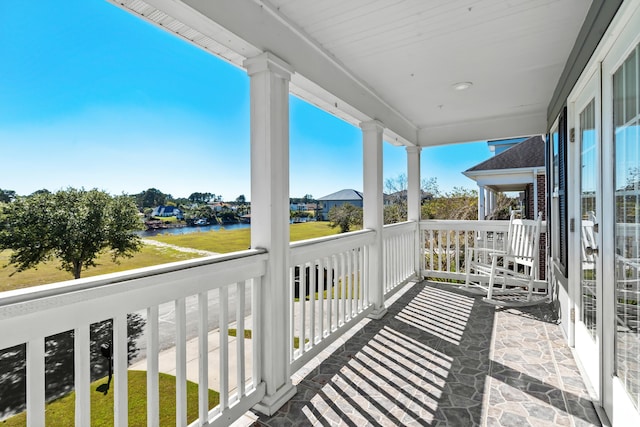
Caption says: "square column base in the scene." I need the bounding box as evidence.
[368,306,388,320]
[253,381,297,416]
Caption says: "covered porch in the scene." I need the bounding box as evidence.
[2,0,640,425]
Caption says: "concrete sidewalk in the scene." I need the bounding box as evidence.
[128,327,258,426]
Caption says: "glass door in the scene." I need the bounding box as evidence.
[574,70,602,396]
[611,43,640,418]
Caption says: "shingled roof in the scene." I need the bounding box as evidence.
[466,135,544,172]
[317,189,363,201]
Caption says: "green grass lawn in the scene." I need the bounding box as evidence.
[149,221,340,253]
[0,245,202,293]
[0,370,218,427]
[0,222,340,292]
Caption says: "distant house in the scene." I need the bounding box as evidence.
[289,202,307,212]
[209,202,231,212]
[151,205,184,219]
[385,189,433,205]
[463,135,545,220]
[317,189,363,220]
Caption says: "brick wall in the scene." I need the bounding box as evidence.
[536,174,546,280]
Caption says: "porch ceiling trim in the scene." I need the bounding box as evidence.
[418,112,547,147]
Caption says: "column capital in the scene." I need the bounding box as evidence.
[406,145,422,154]
[244,52,293,80]
[360,119,385,133]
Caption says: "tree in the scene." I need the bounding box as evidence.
[188,192,215,204]
[236,194,246,204]
[422,187,478,220]
[385,173,408,204]
[0,189,16,203]
[486,193,520,220]
[0,188,142,279]
[186,204,215,220]
[135,188,170,209]
[384,203,407,225]
[328,203,363,233]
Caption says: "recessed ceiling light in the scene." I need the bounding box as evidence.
[452,81,473,91]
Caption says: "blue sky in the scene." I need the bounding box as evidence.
[0,0,490,201]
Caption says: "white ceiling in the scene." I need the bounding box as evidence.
[110,0,591,146]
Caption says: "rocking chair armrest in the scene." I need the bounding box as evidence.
[468,247,506,256]
[489,253,534,261]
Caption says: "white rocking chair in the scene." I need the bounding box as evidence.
[464,212,548,307]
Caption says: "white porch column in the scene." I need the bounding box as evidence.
[361,120,387,319]
[407,146,422,277]
[478,185,486,220]
[244,52,296,415]
[488,190,496,216]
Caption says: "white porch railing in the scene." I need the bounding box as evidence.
[2,220,518,426]
[289,230,374,372]
[420,220,511,282]
[288,223,421,372]
[420,220,547,283]
[383,221,418,294]
[0,250,268,427]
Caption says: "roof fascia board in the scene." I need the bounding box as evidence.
[464,167,543,180]
[468,174,535,187]
[547,0,623,127]
[418,112,546,147]
[158,0,418,145]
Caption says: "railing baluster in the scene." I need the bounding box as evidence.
[219,286,229,409]
[319,257,326,338]
[329,255,336,332]
[446,231,451,273]
[363,245,369,307]
[175,298,187,427]
[347,250,353,320]
[198,291,209,422]
[289,267,295,362]
[383,239,387,292]
[431,230,436,271]
[339,252,346,325]
[74,324,90,427]
[252,277,262,390]
[114,314,128,427]
[310,260,316,347]
[356,248,362,312]
[237,281,246,398]
[299,263,306,355]
[26,338,45,427]
[455,231,460,274]
[147,306,159,427]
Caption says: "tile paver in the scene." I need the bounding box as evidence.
[252,281,603,426]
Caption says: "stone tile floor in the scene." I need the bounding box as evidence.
[252,281,602,426]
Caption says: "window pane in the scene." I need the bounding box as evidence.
[614,44,640,411]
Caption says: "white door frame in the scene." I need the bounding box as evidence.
[601,2,640,421]
[565,1,640,423]
[568,65,603,403]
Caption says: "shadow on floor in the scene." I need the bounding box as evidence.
[255,281,601,426]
